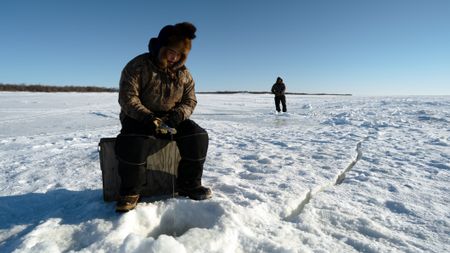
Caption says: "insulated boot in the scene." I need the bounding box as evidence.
[115,194,140,212]
[177,185,212,200]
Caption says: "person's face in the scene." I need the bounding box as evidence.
[165,48,181,66]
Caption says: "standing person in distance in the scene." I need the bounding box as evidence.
[271,77,287,113]
[115,22,212,212]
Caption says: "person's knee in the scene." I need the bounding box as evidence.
[115,135,151,164]
[177,119,208,136]
[176,120,208,159]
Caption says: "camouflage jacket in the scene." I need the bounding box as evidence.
[118,53,197,124]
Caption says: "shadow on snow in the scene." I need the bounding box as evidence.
[0,189,114,251]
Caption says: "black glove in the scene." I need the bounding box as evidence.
[143,114,157,134]
[164,110,183,128]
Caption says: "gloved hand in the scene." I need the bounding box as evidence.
[153,117,177,135]
[163,110,183,128]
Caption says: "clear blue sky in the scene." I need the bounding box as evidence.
[1,0,449,95]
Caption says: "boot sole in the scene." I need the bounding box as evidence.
[177,189,213,201]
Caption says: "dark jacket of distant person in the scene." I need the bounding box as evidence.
[271,77,286,97]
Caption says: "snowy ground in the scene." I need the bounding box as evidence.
[0,92,449,253]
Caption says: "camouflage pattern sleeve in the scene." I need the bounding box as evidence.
[118,63,153,122]
[173,71,197,121]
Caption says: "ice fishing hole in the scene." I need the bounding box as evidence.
[148,200,225,238]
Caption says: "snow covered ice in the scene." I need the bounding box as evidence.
[0,92,449,253]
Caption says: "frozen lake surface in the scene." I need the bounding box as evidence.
[0,92,449,252]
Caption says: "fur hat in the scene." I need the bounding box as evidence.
[148,22,196,68]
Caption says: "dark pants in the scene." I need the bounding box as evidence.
[274,95,287,112]
[116,117,208,195]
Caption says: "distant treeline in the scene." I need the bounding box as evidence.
[0,83,118,93]
[0,84,351,96]
[197,91,352,96]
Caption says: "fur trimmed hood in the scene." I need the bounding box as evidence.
[148,22,196,70]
